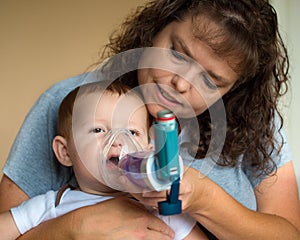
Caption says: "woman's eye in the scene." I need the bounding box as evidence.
[92,128,105,133]
[201,73,218,90]
[170,47,187,62]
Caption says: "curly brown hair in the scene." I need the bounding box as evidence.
[96,0,289,178]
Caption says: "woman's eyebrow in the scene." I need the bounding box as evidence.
[206,70,232,87]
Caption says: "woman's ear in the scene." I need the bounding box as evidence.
[52,136,73,167]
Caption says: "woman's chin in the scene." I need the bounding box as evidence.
[146,103,167,118]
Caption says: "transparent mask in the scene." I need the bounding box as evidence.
[97,128,183,192]
[98,128,144,191]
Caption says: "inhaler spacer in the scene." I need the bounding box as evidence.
[98,119,183,193]
[98,110,183,215]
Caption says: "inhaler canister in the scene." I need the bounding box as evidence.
[156,109,176,130]
[154,110,180,182]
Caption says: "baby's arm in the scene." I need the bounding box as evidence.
[0,211,21,240]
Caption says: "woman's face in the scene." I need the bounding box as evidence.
[138,17,239,118]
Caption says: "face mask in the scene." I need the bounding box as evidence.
[97,124,184,193]
[98,128,145,191]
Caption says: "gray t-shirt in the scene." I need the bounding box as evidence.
[3,74,292,211]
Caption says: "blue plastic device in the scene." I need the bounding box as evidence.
[153,110,182,215]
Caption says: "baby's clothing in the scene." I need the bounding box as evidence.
[11,187,196,240]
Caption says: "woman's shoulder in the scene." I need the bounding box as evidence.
[44,73,88,97]
[33,72,99,111]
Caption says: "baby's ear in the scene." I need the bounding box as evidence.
[52,136,73,167]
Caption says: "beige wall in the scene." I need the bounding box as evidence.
[0,0,147,177]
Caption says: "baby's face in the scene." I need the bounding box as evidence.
[68,91,149,194]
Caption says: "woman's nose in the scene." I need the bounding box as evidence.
[171,74,191,93]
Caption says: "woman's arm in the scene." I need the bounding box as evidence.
[255,161,300,230]
[0,175,29,211]
[140,162,300,239]
[0,175,175,240]
[184,162,300,239]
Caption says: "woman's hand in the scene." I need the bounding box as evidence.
[19,197,175,240]
[128,167,206,214]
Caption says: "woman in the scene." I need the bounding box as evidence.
[1,0,299,239]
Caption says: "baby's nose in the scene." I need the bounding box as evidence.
[112,138,123,147]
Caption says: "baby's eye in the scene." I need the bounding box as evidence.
[129,130,138,136]
[92,128,105,134]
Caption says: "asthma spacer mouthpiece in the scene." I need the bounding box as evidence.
[118,150,183,191]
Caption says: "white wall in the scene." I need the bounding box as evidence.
[272,0,300,193]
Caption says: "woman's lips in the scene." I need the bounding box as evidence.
[156,84,181,106]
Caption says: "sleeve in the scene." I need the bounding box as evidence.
[156,212,196,240]
[10,190,57,234]
[10,188,112,235]
[2,76,84,197]
[271,117,293,168]
[246,113,293,187]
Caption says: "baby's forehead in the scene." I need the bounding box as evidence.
[75,90,147,118]
[77,85,141,99]
[84,90,147,116]
[76,86,147,119]
[95,89,144,105]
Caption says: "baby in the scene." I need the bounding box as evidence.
[1,80,206,239]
